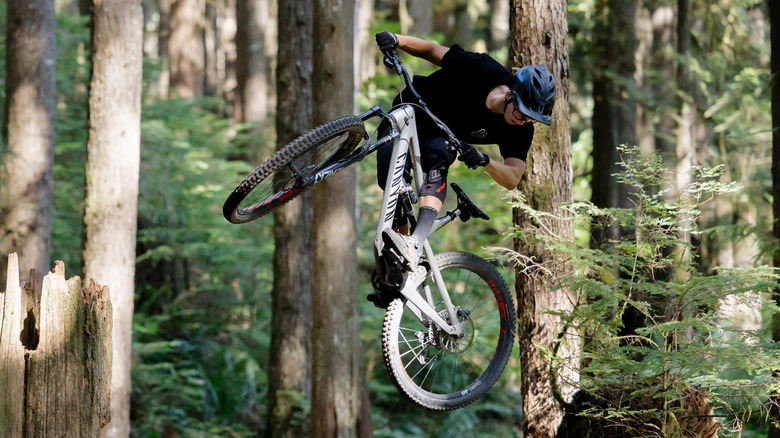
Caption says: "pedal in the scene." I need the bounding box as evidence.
[383,246,404,265]
[381,231,417,271]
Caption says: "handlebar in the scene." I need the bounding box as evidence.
[381,49,465,154]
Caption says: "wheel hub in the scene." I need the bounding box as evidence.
[435,308,474,354]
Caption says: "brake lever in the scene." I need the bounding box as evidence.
[447,137,464,153]
[383,54,394,70]
[382,51,403,75]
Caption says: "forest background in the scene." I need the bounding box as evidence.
[0,0,776,437]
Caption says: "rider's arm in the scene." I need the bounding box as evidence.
[484,157,526,190]
[396,34,450,66]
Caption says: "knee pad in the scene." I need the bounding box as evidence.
[420,165,448,203]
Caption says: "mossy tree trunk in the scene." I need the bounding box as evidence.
[265,1,313,437]
[310,0,372,436]
[510,0,579,436]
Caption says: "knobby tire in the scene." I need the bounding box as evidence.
[382,251,516,411]
[223,115,365,223]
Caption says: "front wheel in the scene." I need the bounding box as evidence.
[381,251,516,411]
[223,115,365,223]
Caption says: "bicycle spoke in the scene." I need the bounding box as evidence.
[470,313,500,326]
[428,355,443,392]
[466,342,494,367]
[418,352,441,389]
[398,330,425,362]
[453,354,463,393]
[399,343,425,361]
[410,350,439,382]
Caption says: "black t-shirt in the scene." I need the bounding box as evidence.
[396,45,534,162]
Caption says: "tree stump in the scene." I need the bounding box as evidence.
[0,253,112,437]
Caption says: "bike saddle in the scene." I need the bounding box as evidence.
[451,183,490,222]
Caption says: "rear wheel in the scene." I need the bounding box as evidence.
[223,115,365,223]
[381,251,515,410]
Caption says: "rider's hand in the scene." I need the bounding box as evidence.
[376,31,399,51]
[458,143,490,169]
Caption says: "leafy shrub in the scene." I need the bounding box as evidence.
[500,146,779,436]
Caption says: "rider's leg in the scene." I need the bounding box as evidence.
[383,136,456,268]
[409,135,455,243]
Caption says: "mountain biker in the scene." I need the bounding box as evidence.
[375,31,556,270]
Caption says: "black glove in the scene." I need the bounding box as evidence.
[458,143,490,169]
[376,31,399,51]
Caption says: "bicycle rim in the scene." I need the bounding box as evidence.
[224,116,364,223]
[382,252,515,410]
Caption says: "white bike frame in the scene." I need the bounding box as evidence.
[374,105,464,336]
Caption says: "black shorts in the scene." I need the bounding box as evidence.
[375,126,457,191]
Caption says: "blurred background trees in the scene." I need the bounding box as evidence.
[0,0,56,286]
[0,0,776,436]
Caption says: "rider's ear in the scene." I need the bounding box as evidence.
[505,89,513,100]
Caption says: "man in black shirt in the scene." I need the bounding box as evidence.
[375,31,556,271]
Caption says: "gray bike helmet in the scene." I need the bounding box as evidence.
[510,65,556,126]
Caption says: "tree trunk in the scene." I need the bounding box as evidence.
[356,0,376,85]
[770,0,780,435]
[1,255,112,437]
[590,0,638,244]
[0,0,56,287]
[235,0,270,124]
[406,0,433,36]
[672,0,694,283]
[434,0,471,48]
[510,0,578,436]
[310,0,371,436]
[83,1,143,436]
[0,254,26,437]
[452,1,472,48]
[265,1,313,437]
[649,4,675,159]
[169,0,205,97]
[634,3,655,155]
[221,0,238,114]
[590,0,642,340]
[217,0,238,106]
[204,2,219,97]
[488,0,510,54]
[157,0,172,99]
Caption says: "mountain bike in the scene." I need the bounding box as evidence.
[222,46,516,411]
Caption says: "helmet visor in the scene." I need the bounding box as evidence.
[511,89,552,126]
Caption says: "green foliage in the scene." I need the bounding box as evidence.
[503,146,780,435]
[51,12,91,272]
[131,96,274,437]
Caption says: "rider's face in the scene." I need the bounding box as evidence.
[503,95,532,126]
